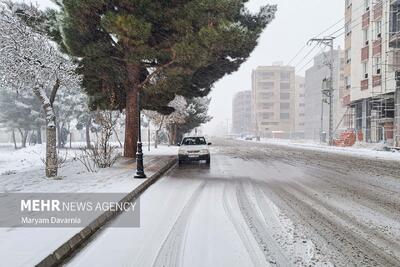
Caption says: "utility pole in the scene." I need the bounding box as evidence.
[308,37,335,145]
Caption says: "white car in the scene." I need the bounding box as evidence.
[178,136,211,165]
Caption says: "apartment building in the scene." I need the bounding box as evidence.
[252,64,296,138]
[232,90,252,135]
[295,76,306,138]
[304,50,347,141]
[345,0,400,146]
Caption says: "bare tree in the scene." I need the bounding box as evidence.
[0,2,81,177]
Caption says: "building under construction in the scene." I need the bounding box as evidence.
[344,0,400,147]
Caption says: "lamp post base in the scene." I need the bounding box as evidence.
[134,142,147,179]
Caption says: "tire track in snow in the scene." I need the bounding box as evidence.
[250,182,334,266]
[260,182,400,266]
[235,180,288,266]
[152,181,207,267]
[284,183,400,262]
[221,180,268,267]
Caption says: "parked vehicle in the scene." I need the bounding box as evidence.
[178,136,211,165]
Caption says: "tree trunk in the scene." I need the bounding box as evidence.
[69,131,72,149]
[167,125,174,146]
[124,63,140,158]
[173,125,178,145]
[33,85,58,178]
[46,124,58,177]
[37,126,42,144]
[155,130,159,149]
[56,123,63,148]
[11,129,17,150]
[18,129,28,148]
[85,123,92,148]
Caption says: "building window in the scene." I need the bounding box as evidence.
[259,92,274,98]
[261,112,274,119]
[363,29,369,46]
[259,72,274,79]
[280,93,290,100]
[280,113,290,120]
[280,103,290,110]
[364,0,370,11]
[375,21,382,39]
[362,62,369,79]
[345,76,351,89]
[258,82,274,90]
[280,82,291,90]
[299,103,305,107]
[345,48,351,64]
[373,57,381,74]
[280,72,291,81]
[345,22,352,36]
[346,0,352,8]
[258,103,274,109]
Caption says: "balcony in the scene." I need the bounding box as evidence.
[361,79,369,90]
[361,46,369,61]
[372,75,382,87]
[373,2,383,20]
[362,11,370,29]
[372,39,382,56]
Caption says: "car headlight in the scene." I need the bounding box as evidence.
[179,150,188,155]
[200,149,209,154]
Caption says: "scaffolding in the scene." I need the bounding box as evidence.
[353,0,400,146]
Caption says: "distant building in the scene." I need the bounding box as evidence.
[252,64,296,138]
[232,91,252,135]
[294,76,306,138]
[304,50,346,141]
[345,0,400,146]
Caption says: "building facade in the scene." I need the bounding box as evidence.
[345,0,400,146]
[304,50,347,141]
[295,76,306,138]
[252,64,296,138]
[232,90,252,135]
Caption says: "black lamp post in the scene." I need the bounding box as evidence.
[134,90,146,179]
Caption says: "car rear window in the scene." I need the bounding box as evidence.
[182,137,206,145]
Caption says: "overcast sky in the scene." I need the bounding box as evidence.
[23,0,344,136]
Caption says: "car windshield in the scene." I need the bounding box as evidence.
[182,137,207,146]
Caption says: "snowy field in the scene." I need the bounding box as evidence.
[240,138,400,162]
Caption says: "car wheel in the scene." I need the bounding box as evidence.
[206,158,210,165]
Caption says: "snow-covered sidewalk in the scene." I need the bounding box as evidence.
[0,144,178,266]
[242,138,400,162]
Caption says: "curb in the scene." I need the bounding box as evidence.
[35,156,177,267]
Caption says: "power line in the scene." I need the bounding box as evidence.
[288,1,367,69]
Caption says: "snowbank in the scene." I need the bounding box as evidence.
[244,138,400,162]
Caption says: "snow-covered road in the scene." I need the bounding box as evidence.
[66,139,400,267]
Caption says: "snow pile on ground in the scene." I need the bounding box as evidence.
[246,138,400,162]
[0,144,48,175]
[0,143,179,176]
[145,145,179,156]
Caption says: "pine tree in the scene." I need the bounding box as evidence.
[59,0,276,157]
